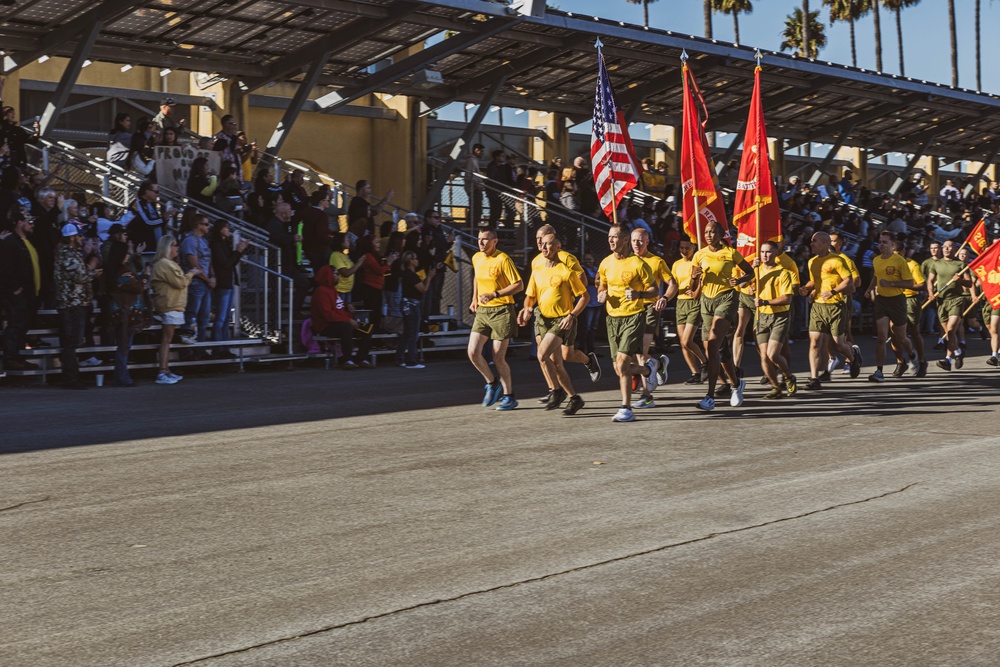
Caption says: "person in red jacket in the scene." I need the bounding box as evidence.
[311,264,373,369]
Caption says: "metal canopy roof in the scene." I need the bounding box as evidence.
[3,0,1000,162]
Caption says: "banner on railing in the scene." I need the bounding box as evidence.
[155,146,221,194]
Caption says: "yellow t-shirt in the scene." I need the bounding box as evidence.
[24,238,40,296]
[637,253,673,305]
[756,264,795,314]
[672,256,696,300]
[598,253,654,317]
[527,260,586,319]
[873,252,913,298]
[807,253,851,304]
[329,251,355,294]
[777,251,801,287]
[472,250,521,306]
[832,250,860,285]
[902,257,924,298]
[692,245,744,299]
[532,249,582,276]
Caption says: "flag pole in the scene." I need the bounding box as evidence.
[753,50,763,303]
[962,293,984,317]
[682,50,702,250]
[952,216,984,257]
[597,37,619,227]
[920,239,998,309]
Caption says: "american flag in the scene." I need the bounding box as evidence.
[591,46,641,220]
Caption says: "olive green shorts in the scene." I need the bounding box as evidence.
[938,295,966,320]
[700,290,738,338]
[809,301,846,337]
[754,311,791,345]
[739,291,756,311]
[874,294,907,327]
[905,296,921,327]
[644,302,661,331]
[535,313,577,346]
[675,298,701,326]
[472,304,517,340]
[607,312,645,357]
[985,304,1000,320]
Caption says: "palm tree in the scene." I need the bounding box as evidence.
[975,0,981,89]
[824,0,870,67]
[948,0,957,86]
[712,0,753,45]
[704,0,714,38]
[802,1,810,59]
[781,7,827,58]
[625,0,659,28]
[881,0,920,77]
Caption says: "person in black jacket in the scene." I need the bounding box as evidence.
[210,219,249,341]
[0,106,39,168]
[0,205,41,370]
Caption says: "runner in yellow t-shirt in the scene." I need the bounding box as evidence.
[671,236,709,385]
[597,225,656,422]
[896,240,928,377]
[826,232,862,375]
[690,222,754,412]
[469,228,523,410]
[518,232,589,416]
[631,227,677,408]
[863,232,914,382]
[753,241,798,398]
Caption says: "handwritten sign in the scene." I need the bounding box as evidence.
[155,146,221,195]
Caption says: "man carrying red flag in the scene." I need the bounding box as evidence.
[968,240,1000,366]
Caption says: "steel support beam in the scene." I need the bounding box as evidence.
[785,99,910,151]
[964,140,1000,197]
[417,76,506,215]
[317,17,518,113]
[808,126,855,186]
[888,135,937,196]
[38,20,102,139]
[259,52,332,167]
[715,118,748,179]
[3,0,140,74]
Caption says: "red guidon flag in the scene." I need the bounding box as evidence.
[680,63,728,247]
[969,240,1000,308]
[732,64,781,257]
[591,44,642,220]
[967,218,989,255]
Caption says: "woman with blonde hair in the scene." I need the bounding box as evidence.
[151,234,200,384]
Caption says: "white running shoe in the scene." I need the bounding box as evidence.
[643,358,658,393]
[612,407,636,422]
[156,372,178,385]
[827,355,841,373]
[730,378,746,407]
[656,354,669,385]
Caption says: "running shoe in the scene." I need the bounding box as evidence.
[684,373,702,385]
[759,375,771,385]
[699,365,709,382]
[643,358,659,393]
[933,338,946,351]
[586,352,602,383]
[656,354,669,385]
[406,363,426,369]
[730,378,746,407]
[155,372,177,385]
[612,407,636,422]
[827,356,842,373]
[546,387,568,411]
[483,381,502,407]
[562,395,585,416]
[954,352,964,369]
[342,360,358,369]
[80,356,102,367]
[868,369,886,383]
[818,370,831,382]
[764,387,784,400]
[696,396,715,412]
[850,345,863,378]
[805,378,822,390]
[634,396,656,409]
[495,395,518,411]
[167,371,183,382]
[538,389,553,404]
[916,361,928,377]
[179,334,197,345]
[785,375,798,396]
[936,358,952,372]
[715,383,732,398]
[891,362,907,378]
[988,356,999,367]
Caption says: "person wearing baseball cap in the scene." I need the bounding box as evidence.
[153,97,184,130]
[53,222,102,388]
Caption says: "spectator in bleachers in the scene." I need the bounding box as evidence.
[186,157,217,207]
[486,151,515,227]
[213,115,247,167]
[107,113,132,169]
[251,169,282,227]
[160,126,181,148]
[128,181,168,248]
[53,223,102,389]
[29,187,60,307]
[301,187,333,270]
[329,230,363,301]
[104,239,147,387]
[355,233,395,334]
[1,204,41,371]
[152,97,183,132]
[939,179,961,213]
[577,252,601,357]
[266,201,308,316]
[382,231,406,334]
[179,213,215,344]
[128,117,156,177]
[311,264,373,369]
[209,219,249,343]
[282,169,308,216]
[0,106,39,168]
[421,209,453,318]
[347,179,392,245]
[234,132,258,184]
[464,143,485,226]
[151,234,200,384]
[395,250,436,369]
[213,162,246,216]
